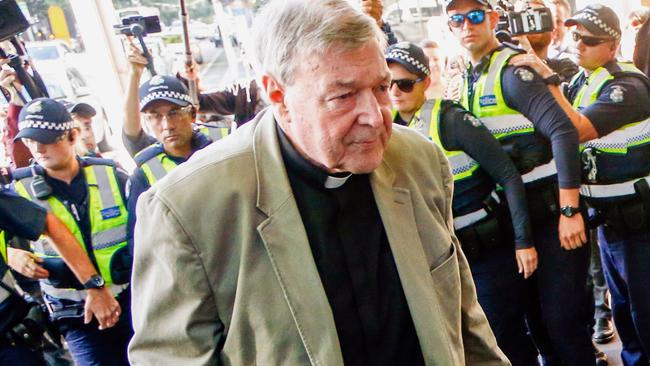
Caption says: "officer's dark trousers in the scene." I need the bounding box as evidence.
[598,225,650,366]
[0,344,45,366]
[468,243,538,366]
[55,290,132,366]
[527,215,593,365]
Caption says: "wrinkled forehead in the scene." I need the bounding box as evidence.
[297,39,391,86]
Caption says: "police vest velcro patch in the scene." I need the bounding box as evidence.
[479,95,497,107]
[100,206,121,220]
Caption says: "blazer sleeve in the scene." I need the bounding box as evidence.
[436,147,511,366]
[128,190,225,366]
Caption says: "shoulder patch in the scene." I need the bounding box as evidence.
[515,67,535,82]
[609,85,626,103]
[464,113,483,127]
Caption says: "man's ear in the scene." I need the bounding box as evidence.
[262,74,290,122]
[488,9,500,31]
[423,76,432,90]
[69,128,80,143]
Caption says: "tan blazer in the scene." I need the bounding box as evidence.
[129,109,510,366]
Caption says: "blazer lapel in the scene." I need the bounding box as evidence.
[253,111,344,366]
[370,161,454,365]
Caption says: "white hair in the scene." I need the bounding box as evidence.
[250,0,386,86]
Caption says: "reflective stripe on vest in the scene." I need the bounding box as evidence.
[141,153,178,186]
[198,125,229,141]
[571,63,650,155]
[461,48,535,140]
[14,164,127,297]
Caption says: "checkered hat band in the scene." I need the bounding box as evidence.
[141,90,192,106]
[19,120,73,131]
[387,50,430,76]
[575,11,620,39]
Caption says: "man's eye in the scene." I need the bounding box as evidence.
[336,92,353,100]
[377,84,389,93]
[168,110,179,117]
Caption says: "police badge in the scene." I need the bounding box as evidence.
[515,68,535,82]
[464,113,482,127]
[610,86,625,103]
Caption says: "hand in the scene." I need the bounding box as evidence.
[512,35,533,52]
[126,39,149,75]
[361,0,384,26]
[509,52,554,79]
[179,60,201,91]
[515,247,538,279]
[558,213,587,250]
[85,287,121,330]
[7,248,49,279]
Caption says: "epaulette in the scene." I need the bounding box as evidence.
[80,156,116,168]
[12,165,44,181]
[133,143,165,167]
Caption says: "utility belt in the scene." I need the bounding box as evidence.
[38,245,132,290]
[0,280,49,350]
[455,193,513,261]
[583,176,650,234]
[41,283,129,321]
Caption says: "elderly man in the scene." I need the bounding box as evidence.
[128,0,508,365]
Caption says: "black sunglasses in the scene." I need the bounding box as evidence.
[572,32,612,47]
[448,9,488,28]
[390,77,425,93]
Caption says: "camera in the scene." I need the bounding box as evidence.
[113,16,162,37]
[0,0,30,42]
[496,1,554,37]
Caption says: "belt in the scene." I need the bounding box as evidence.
[40,282,129,303]
[580,177,650,199]
[454,208,488,230]
[522,160,557,184]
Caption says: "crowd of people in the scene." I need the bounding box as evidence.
[1,0,650,365]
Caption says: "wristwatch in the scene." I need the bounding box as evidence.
[543,73,562,86]
[560,206,580,218]
[83,274,105,290]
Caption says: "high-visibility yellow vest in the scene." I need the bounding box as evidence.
[134,144,179,186]
[461,47,555,184]
[197,124,229,142]
[13,161,128,301]
[572,63,650,156]
[394,99,480,182]
[0,230,13,304]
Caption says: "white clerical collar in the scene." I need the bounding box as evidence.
[324,174,352,189]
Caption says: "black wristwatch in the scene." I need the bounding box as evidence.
[560,206,580,218]
[83,274,105,290]
[543,73,562,86]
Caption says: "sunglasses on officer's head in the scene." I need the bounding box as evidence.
[571,32,612,47]
[390,77,424,93]
[448,9,488,28]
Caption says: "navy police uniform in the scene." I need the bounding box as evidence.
[0,189,47,366]
[12,98,132,366]
[458,37,593,366]
[387,42,537,365]
[563,6,650,364]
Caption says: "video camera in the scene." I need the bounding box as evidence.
[113,15,162,38]
[495,0,554,37]
[0,0,49,102]
[113,15,162,76]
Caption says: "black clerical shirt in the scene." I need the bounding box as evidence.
[277,125,424,366]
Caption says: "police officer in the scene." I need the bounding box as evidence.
[386,41,538,365]
[512,5,650,364]
[0,188,122,365]
[445,0,593,364]
[11,98,132,365]
[122,43,237,157]
[126,75,214,252]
